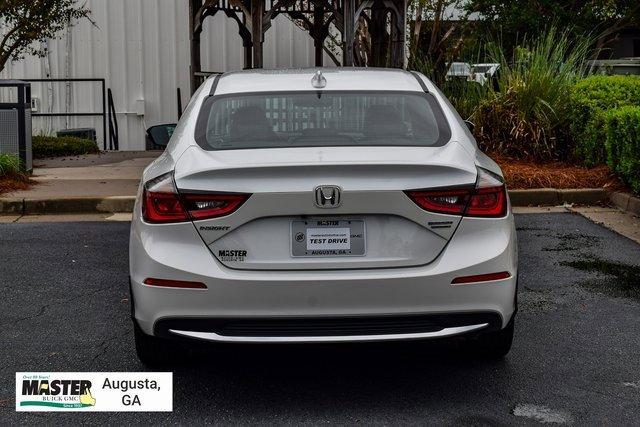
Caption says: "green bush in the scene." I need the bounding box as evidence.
[569,75,640,166]
[604,106,640,194]
[32,135,99,159]
[0,153,21,175]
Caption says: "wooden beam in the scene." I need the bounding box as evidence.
[369,0,386,67]
[224,10,253,69]
[389,0,406,68]
[251,0,265,68]
[263,0,298,31]
[313,5,326,66]
[242,12,253,69]
[189,0,203,94]
[343,0,355,65]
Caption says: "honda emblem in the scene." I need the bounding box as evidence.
[314,186,341,208]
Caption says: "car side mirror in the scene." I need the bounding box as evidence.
[464,120,475,132]
[146,124,177,150]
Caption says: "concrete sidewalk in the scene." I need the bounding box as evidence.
[8,152,160,199]
[0,151,638,220]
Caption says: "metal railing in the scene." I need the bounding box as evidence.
[24,78,111,150]
[107,88,119,150]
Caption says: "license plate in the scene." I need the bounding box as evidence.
[291,219,365,257]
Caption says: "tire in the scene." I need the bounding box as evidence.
[133,321,180,367]
[469,316,515,359]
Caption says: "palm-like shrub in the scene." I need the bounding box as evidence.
[473,27,594,159]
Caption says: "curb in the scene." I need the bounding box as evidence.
[0,196,135,215]
[609,191,640,216]
[508,188,609,207]
[0,188,629,215]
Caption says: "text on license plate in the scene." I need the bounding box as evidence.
[291,219,365,257]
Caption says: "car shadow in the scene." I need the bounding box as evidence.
[159,339,518,421]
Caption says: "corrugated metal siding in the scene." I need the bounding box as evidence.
[0,0,330,150]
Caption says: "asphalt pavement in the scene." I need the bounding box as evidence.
[1,213,639,424]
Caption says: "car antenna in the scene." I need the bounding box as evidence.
[311,70,327,89]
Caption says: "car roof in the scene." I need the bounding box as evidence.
[213,68,427,95]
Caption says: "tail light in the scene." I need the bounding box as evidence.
[142,173,188,223]
[406,168,507,218]
[142,172,249,223]
[404,189,470,215]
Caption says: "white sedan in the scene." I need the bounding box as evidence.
[129,68,517,365]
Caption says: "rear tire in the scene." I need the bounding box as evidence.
[133,321,180,367]
[469,317,514,359]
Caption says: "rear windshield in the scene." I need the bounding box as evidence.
[194,91,451,150]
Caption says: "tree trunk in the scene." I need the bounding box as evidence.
[427,0,443,55]
[411,1,424,57]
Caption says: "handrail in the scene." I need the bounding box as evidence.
[107,88,119,150]
[177,87,183,119]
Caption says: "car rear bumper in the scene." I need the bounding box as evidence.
[130,212,518,340]
[152,312,502,343]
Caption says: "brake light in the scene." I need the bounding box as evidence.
[142,173,189,223]
[142,172,249,223]
[466,168,507,217]
[405,168,507,218]
[405,189,471,215]
[181,193,248,220]
[465,185,507,217]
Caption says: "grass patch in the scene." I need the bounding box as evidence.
[33,135,99,159]
[0,153,21,175]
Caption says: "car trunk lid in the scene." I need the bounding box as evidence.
[174,144,477,270]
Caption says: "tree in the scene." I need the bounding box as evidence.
[464,0,640,57]
[0,0,92,72]
[409,0,471,85]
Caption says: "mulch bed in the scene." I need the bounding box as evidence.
[0,173,35,196]
[0,155,626,197]
[491,153,627,191]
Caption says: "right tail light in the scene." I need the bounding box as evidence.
[406,168,507,218]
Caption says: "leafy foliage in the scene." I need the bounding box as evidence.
[0,153,21,175]
[440,78,488,121]
[408,0,471,85]
[604,106,640,194]
[463,0,640,57]
[569,75,640,166]
[0,0,91,72]
[0,153,31,194]
[32,135,99,159]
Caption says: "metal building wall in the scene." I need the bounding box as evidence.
[0,0,329,150]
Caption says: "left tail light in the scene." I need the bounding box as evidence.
[142,172,249,223]
[405,168,507,218]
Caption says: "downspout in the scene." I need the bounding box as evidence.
[41,40,54,134]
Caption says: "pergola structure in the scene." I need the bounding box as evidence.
[188,0,408,93]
